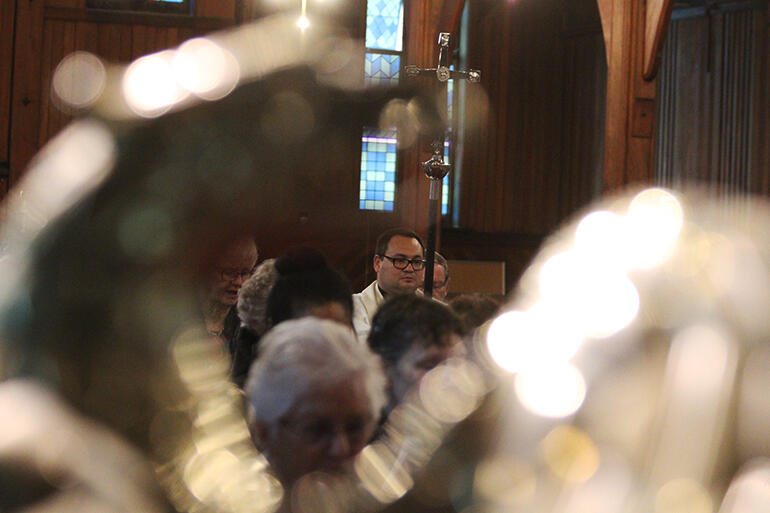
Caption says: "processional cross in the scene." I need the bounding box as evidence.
[404,32,480,297]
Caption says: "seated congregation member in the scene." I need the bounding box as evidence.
[266,247,354,328]
[368,294,465,416]
[199,236,258,352]
[231,248,353,386]
[448,293,501,336]
[353,228,425,343]
[230,258,278,386]
[419,251,450,302]
[245,317,386,488]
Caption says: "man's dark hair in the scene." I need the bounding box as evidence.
[375,228,425,257]
[368,294,463,365]
[448,293,501,335]
[266,248,353,326]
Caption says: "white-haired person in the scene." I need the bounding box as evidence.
[245,317,386,488]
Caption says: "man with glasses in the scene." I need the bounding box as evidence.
[200,236,258,351]
[352,228,425,343]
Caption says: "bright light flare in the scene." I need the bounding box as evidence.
[625,188,684,269]
[574,210,628,267]
[297,15,310,30]
[52,51,106,110]
[486,310,582,374]
[123,50,189,117]
[172,38,240,100]
[515,362,586,418]
[538,250,640,339]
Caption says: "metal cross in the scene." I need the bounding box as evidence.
[404,32,480,298]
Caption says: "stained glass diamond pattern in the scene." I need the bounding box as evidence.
[365,54,400,86]
[366,0,403,51]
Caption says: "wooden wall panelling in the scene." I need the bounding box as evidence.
[132,25,147,59]
[196,0,236,19]
[0,0,16,165]
[45,0,84,7]
[654,7,766,198]
[754,4,770,194]
[559,25,607,221]
[10,0,45,186]
[457,0,602,236]
[442,0,606,289]
[97,23,121,61]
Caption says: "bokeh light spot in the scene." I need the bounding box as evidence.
[172,38,240,101]
[419,359,484,423]
[52,51,106,110]
[540,425,599,483]
[515,362,586,418]
[123,51,189,117]
[625,188,684,269]
[655,479,713,513]
[473,455,537,505]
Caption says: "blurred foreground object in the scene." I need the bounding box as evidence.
[480,188,770,513]
[0,13,444,513]
[0,380,168,513]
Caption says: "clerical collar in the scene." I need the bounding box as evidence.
[378,285,388,299]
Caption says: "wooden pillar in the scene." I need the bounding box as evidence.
[597,0,672,191]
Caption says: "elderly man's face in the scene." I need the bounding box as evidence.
[206,239,258,307]
[432,265,449,301]
[389,334,464,405]
[373,235,425,296]
[257,375,376,486]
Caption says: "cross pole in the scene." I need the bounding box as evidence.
[404,32,480,297]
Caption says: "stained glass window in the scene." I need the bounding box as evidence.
[360,130,397,211]
[360,0,404,212]
[365,0,404,51]
[364,54,401,87]
[442,78,454,215]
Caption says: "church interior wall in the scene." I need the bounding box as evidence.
[1,0,768,295]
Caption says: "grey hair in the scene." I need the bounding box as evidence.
[245,317,387,424]
[237,258,278,335]
[434,251,449,280]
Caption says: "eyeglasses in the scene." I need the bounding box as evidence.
[280,417,372,447]
[219,268,254,282]
[379,255,426,271]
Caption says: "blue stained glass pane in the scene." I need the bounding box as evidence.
[366,0,403,51]
[360,128,397,211]
[447,75,454,119]
[365,53,400,87]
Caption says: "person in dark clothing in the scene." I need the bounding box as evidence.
[230,247,353,387]
[368,294,465,416]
